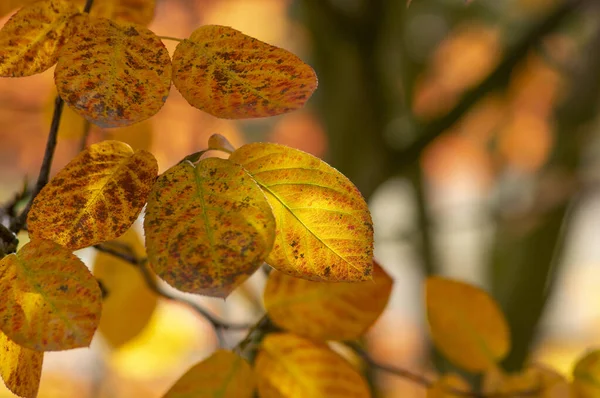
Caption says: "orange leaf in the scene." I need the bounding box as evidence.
[264,260,392,341]
[0,331,43,398]
[0,0,79,77]
[425,276,510,372]
[89,0,156,26]
[144,157,276,298]
[172,25,318,119]
[163,350,254,398]
[255,333,370,398]
[93,227,157,348]
[55,14,171,128]
[28,140,158,250]
[427,374,471,398]
[0,1,41,17]
[573,350,600,398]
[230,143,373,282]
[0,239,102,351]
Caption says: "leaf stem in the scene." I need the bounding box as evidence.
[158,35,184,43]
[83,0,95,13]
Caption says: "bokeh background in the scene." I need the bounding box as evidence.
[1,0,600,396]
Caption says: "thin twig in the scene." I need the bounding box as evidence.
[157,35,183,42]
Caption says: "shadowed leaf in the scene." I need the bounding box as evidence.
[230,143,373,282]
[55,14,171,128]
[573,350,600,398]
[483,366,569,397]
[0,239,102,351]
[89,0,156,26]
[426,374,471,398]
[0,331,43,398]
[172,25,317,119]
[28,140,158,250]
[144,157,275,298]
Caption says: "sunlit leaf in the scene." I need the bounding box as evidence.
[0,0,79,77]
[144,157,276,298]
[89,0,156,26]
[0,239,102,351]
[94,227,157,348]
[483,365,569,397]
[425,276,510,372]
[264,260,391,341]
[163,350,254,398]
[208,133,236,154]
[255,333,370,398]
[55,14,171,128]
[230,143,373,282]
[573,350,600,398]
[427,374,471,398]
[0,331,43,398]
[28,140,158,250]
[172,25,318,119]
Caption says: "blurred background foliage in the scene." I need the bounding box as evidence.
[1,0,600,396]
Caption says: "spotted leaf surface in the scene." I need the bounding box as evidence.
[573,350,600,398]
[255,333,369,398]
[163,350,254,398]
[230,143,373,282]
[0,239,102,351]
[0,331,43,398]
[144,157,276,298]
[55,14,171,128]
[94,227,157,348]
[172,25,317,119]
[89,0,156,26]
[0,0,79,77]
[264,261,391,341]
[28,140,158,250]
[426,277,510,372]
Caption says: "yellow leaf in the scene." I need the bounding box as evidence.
[426,374,471,398]
[0,1,40,17]
[255,333,370,398]
[229,143,373,282]
[55,14,172,128]
[573,350,600,398]
[425,276,510,372]
[144,157,276,298]
[28,140,158,250]
[0,331,43,398]
[0,239,102,351]
[483,365,569,397]
[89,0,156,26]
[171,25,318,119]
[163,350,254,398]
[264,260,392,341]
[93,227,157,348]
[0,0,79,77]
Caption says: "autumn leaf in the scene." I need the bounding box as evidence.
[0,239,102,351]
[144,157,276,298]
[573,350,600,398]
[425,276,510,372]
[172,25,318,119]
[163,350,254,398]
[427,374,471,398]
[0,0,80,77]
[482,365,569,397]
[0,0,41,18]
[264,260,392,341]
[229,143,373,282]
[28,140,158,250]
[255,333,370,398]
[93,227,157,348]
[55,14,172,128]
[89,0,156,26]
[0,331,43,398]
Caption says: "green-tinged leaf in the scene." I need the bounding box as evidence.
[229,143,373,282]
[94,227,157,348]
[426,276,510,372]
[55,14,171,128]
[89,0,156,26]
[163,350,254,398]
[0,239,102,351]
[28,140,158,250]
[0,331,43,398]
[0,0,79,77]
[427,374,471,398]
[573,350,600,397]
[255,333,370,398]
[264,260,392,341]
[144,157,276,298]
[172,25,318,119]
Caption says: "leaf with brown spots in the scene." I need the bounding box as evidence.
[0,330,43,398]
[172,25,318,119]
[0,0,80,77]
[163,350,254,398]
[89,0,156,26]
[264,261,392,341]
[28,140,158,250]
[93,227,157,348]
[255,333,370,398]
[0,239,102,351]
[144,157,276,298]
[54,14,172,128]
[229,143,373,282]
